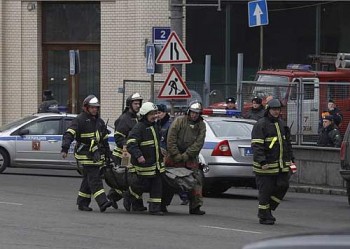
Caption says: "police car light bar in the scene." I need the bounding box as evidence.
[202,108,241,116]
[286,64,312,71]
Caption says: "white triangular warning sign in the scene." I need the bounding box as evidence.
[156,31,192,64]
[158,67,192,99]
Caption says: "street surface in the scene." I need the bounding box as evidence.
[0,168,349,249]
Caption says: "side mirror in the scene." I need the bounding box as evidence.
[18,129,30,136]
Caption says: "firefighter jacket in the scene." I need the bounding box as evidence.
[317,124,342,148]
[166,115,206,169]
[126,118,165,177]
[251,114,294,175]
[61,111,110,166]
[112,111,138,159]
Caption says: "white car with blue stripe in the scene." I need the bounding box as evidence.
[0,113,115,173]
[200,109,256,195]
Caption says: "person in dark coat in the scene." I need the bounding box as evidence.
[38,90,59,113]
[225,97,237,110]
[317,115,342,148]
[61,95,112,212]
[124,102,165,215]
[251,99,295,225]
[245,96,265,121]
[319,99,343,132]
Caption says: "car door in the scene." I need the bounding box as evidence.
[62,116,78,167]
[14,117,63,167]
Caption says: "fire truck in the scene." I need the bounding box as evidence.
[250,62,350,139]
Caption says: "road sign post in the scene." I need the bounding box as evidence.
[248,0,268,69]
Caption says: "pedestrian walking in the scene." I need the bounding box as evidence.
[108,93,147,211]
[164,101,206,215]
[61,95,112,212]
[124,102,165,215]
[251,99,295,225]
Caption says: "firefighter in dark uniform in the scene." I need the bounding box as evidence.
[107,93,146,211]
[61,95,112,212]
[251,99,294,225]
[124,102,165,215]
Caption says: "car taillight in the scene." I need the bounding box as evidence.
[211,140,232,156]
[340,141,346,160]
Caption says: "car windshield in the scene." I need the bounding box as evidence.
[207,120,253,138]
[254,75,289,99]
[0,116,36,132]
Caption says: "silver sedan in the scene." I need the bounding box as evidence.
[0,113,115,173]
[200,115,256,195]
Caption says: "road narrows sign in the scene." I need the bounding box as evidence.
[156,31,192,64]
[158,67,191,99]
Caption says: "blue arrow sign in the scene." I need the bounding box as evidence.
[248,0,269,27]
[146,44,155,74]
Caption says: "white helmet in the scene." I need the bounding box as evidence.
[139,102,158,116]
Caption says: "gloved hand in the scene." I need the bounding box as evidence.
[92,151,101,163]
[173,154,183,163]
[182,153,189,162]
[290,162,297,174]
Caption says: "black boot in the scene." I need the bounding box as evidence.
[268,209,276,222]
[100,200,112,212]
[189,206,206,215]
[107,191,119,210]
[258,209,275,225]
[78,205,93,211]
[123,191,131,212]
[149,203,164,216]
[132,199,147,212]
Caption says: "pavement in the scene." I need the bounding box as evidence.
[289,183,347,196]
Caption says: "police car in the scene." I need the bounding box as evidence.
[200,109,256,195]
[0,113,115,173]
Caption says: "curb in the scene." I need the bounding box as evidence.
[289,184,347,196]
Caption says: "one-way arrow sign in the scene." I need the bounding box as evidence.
[248,0,269,27]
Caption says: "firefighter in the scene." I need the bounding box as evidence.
[165,101,206,215]
[61,95,112,212]
[124,102,165,215]
[251,99,295,225]
[108,93,147,211]
[38,90,59,113]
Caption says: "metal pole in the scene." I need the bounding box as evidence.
[315,5,321,71]
[225,4,231,96]
[236,53,243,111]
[259,26,264,70]
[150,74,155,103]
[204,55,211,107]
[170,0,183,75]
[72,76,76,114]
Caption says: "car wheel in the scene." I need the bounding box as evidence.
[0,148,10,173]
[204,184,230,196]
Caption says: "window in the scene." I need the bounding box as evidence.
[23,120,60,135]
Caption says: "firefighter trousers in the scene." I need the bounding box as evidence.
[162,168,203,210]
[129,172,163,212]
[107,155,124,203]
[255,172,290,211]
[77,165,109,208]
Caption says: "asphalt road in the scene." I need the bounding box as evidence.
[1,168,349,249]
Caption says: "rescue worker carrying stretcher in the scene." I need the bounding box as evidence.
[123,102,165,215]
[108,93,147,211]
[61,95,112,212]
[251,99,295,225]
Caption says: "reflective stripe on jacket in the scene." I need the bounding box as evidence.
[127,119,164,177]
[251,115,294,175]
